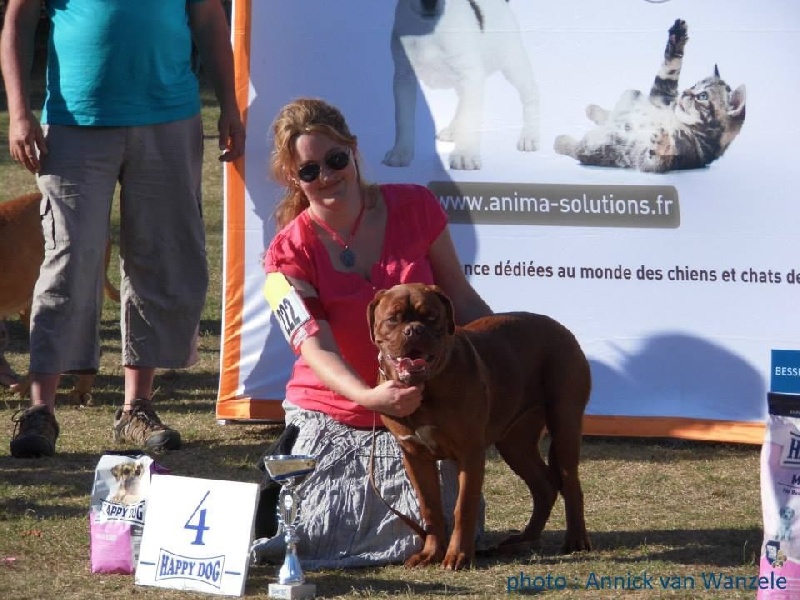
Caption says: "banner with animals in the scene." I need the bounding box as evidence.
[218,0,799,444]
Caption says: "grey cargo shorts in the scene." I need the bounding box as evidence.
[31,114,207,373]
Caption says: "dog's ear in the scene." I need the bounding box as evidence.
[429,285,456,334]
[367,289,389,344]
[111,464,123,479]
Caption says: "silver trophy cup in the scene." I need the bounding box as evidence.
[262,455,317,600]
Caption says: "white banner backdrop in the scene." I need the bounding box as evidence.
[218,0,800,443]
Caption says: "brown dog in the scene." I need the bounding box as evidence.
[368,283,592,570]
[0,192,119,401]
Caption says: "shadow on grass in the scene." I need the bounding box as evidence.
[0,453,101,519]
[580,435,760,461]
[533,529,760,567]
[470,526,761,570]
[245,567,475,597]
[0,423,283,519]
[241,526,763,598]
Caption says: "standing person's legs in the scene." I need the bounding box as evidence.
[11,125,122,458]
[112,114,206,452]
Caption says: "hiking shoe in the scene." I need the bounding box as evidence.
[113,398,181,452]
[10,405,59,458]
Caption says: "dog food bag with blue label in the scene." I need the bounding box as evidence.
[758,393,800,598]
[89,453,167,574]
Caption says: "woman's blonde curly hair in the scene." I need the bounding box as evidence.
[270,98,377,229]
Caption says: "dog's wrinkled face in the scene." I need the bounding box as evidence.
[368,283,455,386]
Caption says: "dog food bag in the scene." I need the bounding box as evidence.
[758,393,800,598]
[89,453,167,574]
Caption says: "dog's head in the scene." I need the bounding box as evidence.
[780,507,795,521]
[368,283,456,386]
[111,461,144,484]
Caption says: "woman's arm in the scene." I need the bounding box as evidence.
[428,227,493,325]
[285,277,422,418]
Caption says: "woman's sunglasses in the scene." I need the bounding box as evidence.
[296,149,350,183]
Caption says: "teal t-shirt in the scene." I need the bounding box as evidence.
[42,0,203,126]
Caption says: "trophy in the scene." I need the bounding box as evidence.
[262,455,317,600]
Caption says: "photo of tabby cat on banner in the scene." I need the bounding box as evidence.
[554,19,746,173]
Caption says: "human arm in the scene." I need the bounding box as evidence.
[429,227,493,325]
[187,0,245,162]
[0,0,47,173]
[285,277,423,418]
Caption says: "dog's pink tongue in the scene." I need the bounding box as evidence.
[397,357,427,377]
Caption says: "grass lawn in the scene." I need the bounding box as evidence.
[0,40,766,600]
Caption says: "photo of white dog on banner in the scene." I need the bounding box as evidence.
[383,0,540,170]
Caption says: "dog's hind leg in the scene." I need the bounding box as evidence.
[546,416,591,552]
[494,409,557,553]
[545,363,592,553]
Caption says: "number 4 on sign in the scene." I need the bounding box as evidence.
[136,474,259,596]
[185,490,211,545]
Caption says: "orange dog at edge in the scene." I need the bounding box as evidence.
[368,283,592,570]
[0,192,118,402]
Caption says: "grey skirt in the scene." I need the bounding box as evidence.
[250,404,484,569]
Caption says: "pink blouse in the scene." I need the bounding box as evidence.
[264,184,447,427]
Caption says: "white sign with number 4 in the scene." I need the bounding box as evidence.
[135,474,259,596]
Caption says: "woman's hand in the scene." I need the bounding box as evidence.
[359,380,423,418]
[294,312,424,417]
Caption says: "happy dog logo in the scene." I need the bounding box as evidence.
[100,499,146,524]
[156,549,225,589]
[781,432,800,468]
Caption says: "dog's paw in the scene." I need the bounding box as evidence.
[69,390,95,407]
[442,549,471,571]
[449,151,482,170]
[404,535,446,568]
[404,549,443,569]
[383,146,414,167]
[561,531,592,554]
[517,128,539,152]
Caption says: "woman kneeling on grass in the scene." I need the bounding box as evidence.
[251,97,492,568]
